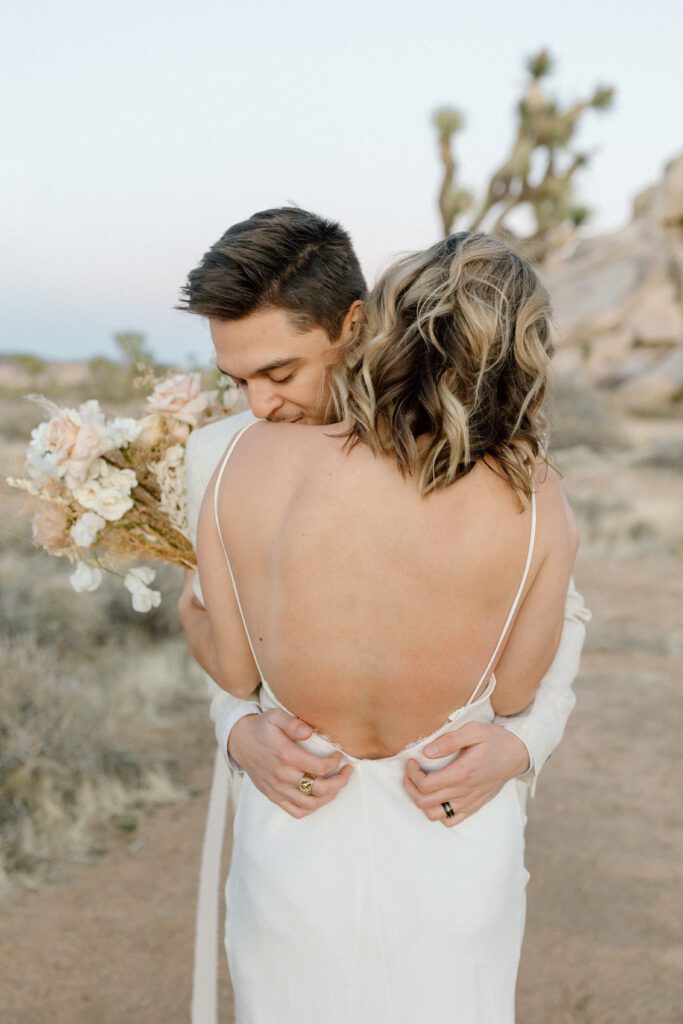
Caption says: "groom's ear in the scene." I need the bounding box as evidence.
[339,299,364,341]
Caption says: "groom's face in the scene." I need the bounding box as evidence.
[210,305,355,424]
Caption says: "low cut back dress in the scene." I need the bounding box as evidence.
[212,421,536,1024]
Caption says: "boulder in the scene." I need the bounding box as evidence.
[542,150,683,413]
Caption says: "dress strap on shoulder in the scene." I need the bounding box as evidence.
[212,419,265,680]
[465,489,537,707]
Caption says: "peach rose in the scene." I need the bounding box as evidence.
[146,373,212,427]
[31,504,69,554]
[38,400,114,485]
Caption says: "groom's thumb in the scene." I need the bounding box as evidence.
[422,722,483,758]
[279,714,313,741]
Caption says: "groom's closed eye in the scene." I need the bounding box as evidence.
[218,369,296,387]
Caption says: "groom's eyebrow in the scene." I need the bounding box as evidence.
[254,356,301,375]
[217,357,301,379]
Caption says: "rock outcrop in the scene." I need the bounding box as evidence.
[542,151,683,414]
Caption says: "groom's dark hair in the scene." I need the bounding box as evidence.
[179,207,367,340]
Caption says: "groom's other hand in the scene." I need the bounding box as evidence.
[229,711,353,819]
[403,723,530,828]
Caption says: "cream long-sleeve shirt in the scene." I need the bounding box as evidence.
[185,411,591,799]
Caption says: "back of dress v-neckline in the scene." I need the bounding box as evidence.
[210,418,537,763]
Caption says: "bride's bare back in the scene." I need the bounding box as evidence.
[202,419,577,760]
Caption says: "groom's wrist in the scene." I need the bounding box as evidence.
[226,709,261,772]
[507,731,534,779]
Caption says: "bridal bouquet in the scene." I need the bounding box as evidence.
[7,370,241,611]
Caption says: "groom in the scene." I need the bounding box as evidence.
[178,206,591,826]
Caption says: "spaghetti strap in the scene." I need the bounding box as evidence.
[464,489,537,707]
[212,419,266,681]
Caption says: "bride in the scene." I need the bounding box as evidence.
[192,231,577,1023]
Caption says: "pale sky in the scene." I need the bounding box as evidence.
[2,0,682,363]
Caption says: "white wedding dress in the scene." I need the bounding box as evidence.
[213,423,535,1024]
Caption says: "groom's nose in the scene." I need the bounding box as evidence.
[247,381,284,420]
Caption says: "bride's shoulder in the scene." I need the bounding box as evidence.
[532,459,579,558]
[477,453,578,553]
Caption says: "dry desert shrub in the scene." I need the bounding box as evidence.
[0,537,207,895]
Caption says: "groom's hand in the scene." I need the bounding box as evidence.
[229,711,353,819]
[403,723,530,828]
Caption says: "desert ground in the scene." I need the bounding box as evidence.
[1,381,681,1023]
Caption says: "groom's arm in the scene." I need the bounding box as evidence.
[494,576,591,797]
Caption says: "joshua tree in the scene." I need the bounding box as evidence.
[433,49,614,262]
[114,331,155,368]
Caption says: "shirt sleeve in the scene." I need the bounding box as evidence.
[495,576,591,798]
[205,672,261,772]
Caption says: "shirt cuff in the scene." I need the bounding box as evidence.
[220,702,262,773]
[504,727,537,793]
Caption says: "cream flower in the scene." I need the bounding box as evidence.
[147,373,211,426]
[151,443,188,536]
[109,417,142,447]
[136,412,165,448]
[72,459,137,522]
[124,566,162,613]
[32,400,115,485]
[26,422,58,481]
[69,561,103,593]
[70,511,106,548]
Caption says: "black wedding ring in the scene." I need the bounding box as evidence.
[441,801,455,818]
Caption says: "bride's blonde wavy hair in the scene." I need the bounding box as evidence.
[329,231,555,507]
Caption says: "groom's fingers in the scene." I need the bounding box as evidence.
[265,710,345,779]
[275,745,344,781]
[278,768,353,818]
[403,773,485,825]
[403,770,474,811]
[404,757,471,796]
[279,763,352,801]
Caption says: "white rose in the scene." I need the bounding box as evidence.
[124,566,162,613]
[97,459,137,491]
[72,459,137,522]
[109,417,142,447]
[69,560,103,593]
[26,422,58,481]
[70,512,106,548]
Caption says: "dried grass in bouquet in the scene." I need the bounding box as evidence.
[7,370,243,611]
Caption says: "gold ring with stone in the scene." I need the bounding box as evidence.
[298,772,316,795]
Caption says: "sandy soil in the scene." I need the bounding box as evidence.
[1,553,681,1023]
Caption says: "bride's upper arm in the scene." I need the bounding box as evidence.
[195,470,261,699]
[490,469,578,716]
